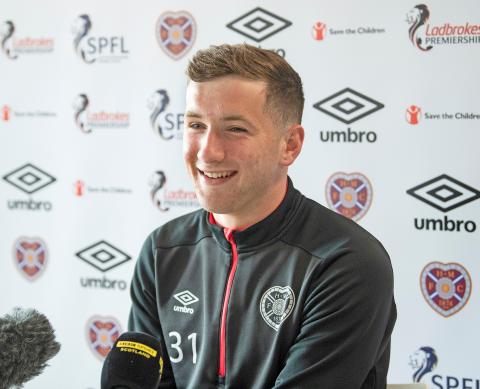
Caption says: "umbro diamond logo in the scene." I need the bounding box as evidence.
[313,88,384,124]
[407,174,480,212]
[3,163,56,194]
[75,240,131,272]
[173,290,199,315]
[226,7,292,42]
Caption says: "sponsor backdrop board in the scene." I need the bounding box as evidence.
[1,0,479,388]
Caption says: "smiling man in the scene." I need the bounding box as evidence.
[129,44,396,388]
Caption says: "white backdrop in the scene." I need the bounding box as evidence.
[1,1,479,388]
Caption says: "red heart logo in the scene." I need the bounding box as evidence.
[14,237,48,281]
[325,172,373,221]
[156,11,196,60]
[86,316,122,360]
[420,262,471,317]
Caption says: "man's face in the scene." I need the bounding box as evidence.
[183,76,287,220]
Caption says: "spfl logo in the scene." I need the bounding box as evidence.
[73,94,130,133]
[407,174,480,232]
[226,7,291,57]
[313,88,384,143]
[3,163,56,211]
[260,286,295,331]
[76,240,131,291]
[13,237,48,281]
[0,20,54,59]
[149,171,199,211]
[420,261,471,317]
[173,290,199,315]
[409,346,438,382]
[326,172,372,221]
[72,14,129,64]
[155,11,196,60]
[406,4,480,51]
[86,316,122,360]
[147,89,184,140]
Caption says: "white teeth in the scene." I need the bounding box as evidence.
[203,171,232,179]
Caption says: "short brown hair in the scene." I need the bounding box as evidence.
[186,43,304,128]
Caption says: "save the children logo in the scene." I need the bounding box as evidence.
[13,237,48,281]
[86,316,122,360]
[325,172,373,221]
[406,4,480,52]
[147,89,184,140]
[420,261,471,317]
[73,94,130,133]
[72,14,129,64]
[311,21,385,41]
[405,104,480,124]
[155,11,196,60]
[260,286,295,331]
[149,171,199,211]
[0,20,54,59]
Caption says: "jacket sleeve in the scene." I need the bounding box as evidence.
[128,233,177,388]
[273,247,396,389]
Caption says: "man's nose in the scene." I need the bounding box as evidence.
[197,129,225,163]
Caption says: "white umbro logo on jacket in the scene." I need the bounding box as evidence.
[173,290,199,314]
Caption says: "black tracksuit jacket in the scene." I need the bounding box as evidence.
[128,178,396,388]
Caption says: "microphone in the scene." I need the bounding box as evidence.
[0,307,61,389]
[101,331,164,389]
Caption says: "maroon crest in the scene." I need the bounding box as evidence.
[86,316,122,360]
[326,172,373,221]
[155,11,196,60]
[421,262,472,317]
[14,237,48,281]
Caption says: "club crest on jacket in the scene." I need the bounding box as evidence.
[260,286,295,331]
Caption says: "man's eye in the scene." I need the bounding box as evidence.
[188,122,203,129]
[229,127,247,133]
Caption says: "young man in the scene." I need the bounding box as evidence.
[129,44,396,388]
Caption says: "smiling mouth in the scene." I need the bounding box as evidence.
[198,169,236,179]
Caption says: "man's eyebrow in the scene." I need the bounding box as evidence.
[185,110,202,118]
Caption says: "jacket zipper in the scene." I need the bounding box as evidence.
[218,228,238,378]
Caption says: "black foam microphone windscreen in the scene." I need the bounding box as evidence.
[101,331,164,389]
[0,307,61,389]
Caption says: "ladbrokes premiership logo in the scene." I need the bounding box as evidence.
[313,88,384,143]
[73,94,130,133]
[3,163,56,211]
[86,316,122,360]
[72,14,129,64]
[420,262,471,317]
[149,171,199,212]
[409,346,438,383]
[13,237,48,281]
[226,7,291,57]
[407,174,480,232]
[406,4,480,51]
[0,20,54,59]
[148,89,184,140]
[326,172,373,221]
[155,11,196,60]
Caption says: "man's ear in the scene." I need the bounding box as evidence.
[281,124,304,166]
